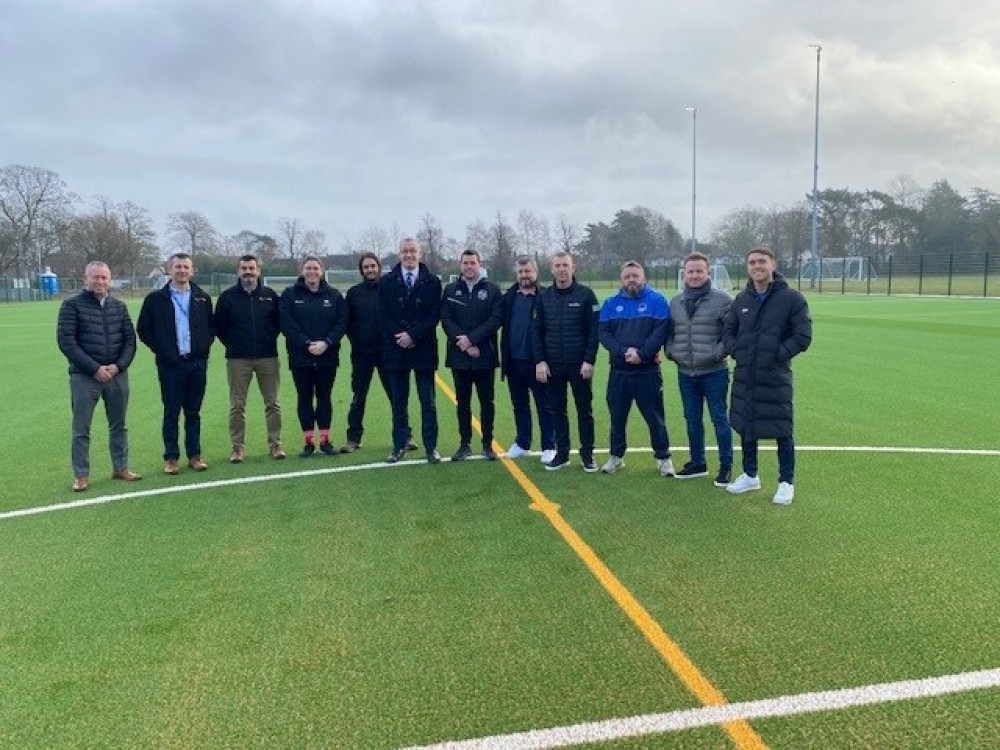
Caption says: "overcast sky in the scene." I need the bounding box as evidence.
[4,0,1000,252]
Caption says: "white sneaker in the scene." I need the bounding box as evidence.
[540,449,557,464]
[601,455,624,474]
[773,482,795,505]
[657,458,675,477]
[726,473,762,495]
[506,443,530,459]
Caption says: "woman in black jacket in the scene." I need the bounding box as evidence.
[279,256,348,456]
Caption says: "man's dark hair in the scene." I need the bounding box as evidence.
[238,254,259,265]
[746,244,775,260]
[461,248,481,261]
[358,252,381,273]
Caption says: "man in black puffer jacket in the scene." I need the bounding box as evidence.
[531,251,600,472]
[723,245,812,505]
[57,261,141,491]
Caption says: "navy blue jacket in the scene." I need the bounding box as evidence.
[279,278,348,370]
[137,282,214,366]
[378,262,442,372]
[441,276,503,371]
[214,283,281,360]
[598,284,670,373]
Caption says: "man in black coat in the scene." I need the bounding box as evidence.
[213,254,285,463]
[441,249,503,461]
[531,251,600,472]
[341,252,414,454]
[137,252,214,475]
[57,261,141,491]
[722,245,812,505]
[378,237,443,464]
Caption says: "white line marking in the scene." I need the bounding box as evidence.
[4,445,998,522]
[400,667,1000,749]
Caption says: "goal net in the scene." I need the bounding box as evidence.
[802,256,877,281]
[676,261,735,293]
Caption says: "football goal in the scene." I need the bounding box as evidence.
[676,261,735,293]
[802,256,877,281]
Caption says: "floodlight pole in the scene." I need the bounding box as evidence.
[685,106,697,254]
[808,44,822,278]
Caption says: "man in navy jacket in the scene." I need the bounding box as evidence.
[378,237,443,464]
[137,252,214,475]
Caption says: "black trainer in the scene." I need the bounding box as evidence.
[426,449,442,464]
[318,441,337,456]
[580,453,598,473]
[404,438,419,451]
[675,462,709,479]
[451,444,472,461]
[482,447,498,461]
[714,467,733,487]
[385,449,405,463]
[299,444,316,458]
[545,453,570,471]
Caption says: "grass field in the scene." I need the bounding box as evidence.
[1,294,998,748]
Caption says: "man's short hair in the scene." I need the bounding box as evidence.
[238,254,259,265]
[683,252,710,268]
[84,260,110,276]
[399,236,419,251]
[746,244,775,260]
[461,248,481,261]
[550,250,573,264]
[358,252,380,273]
[620,260,644,272]
[514,255,537,271]
[167,252,192,266]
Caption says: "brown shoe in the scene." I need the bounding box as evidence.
[72,476,89,492]
[229,447,245,464]
[340,440,361,454]
[164,459,180,475]
[188,456,208,471]
[270,444,286,460]
[112,468,142,481]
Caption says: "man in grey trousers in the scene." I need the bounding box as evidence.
[57,261,142,492]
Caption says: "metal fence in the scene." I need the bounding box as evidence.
[4,253,999,302]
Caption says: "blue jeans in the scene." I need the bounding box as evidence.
[741,436,795,484]
[678,368,733,468]
[505,358,554,451]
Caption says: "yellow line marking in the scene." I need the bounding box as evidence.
[433,373,768,749]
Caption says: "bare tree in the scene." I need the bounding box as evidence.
[301,228,327,259]
[0,164,78,274]
[517,209,551,263]
[557,214,579,255]
[416,213,447,274]
[277,216,305,262]
[489,211,518,271]
[357,224,393,257]
[166,210,219,256]
[57,196,158,277]
[463,218,490,258]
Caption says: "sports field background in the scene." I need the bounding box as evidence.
[1,294,998,748]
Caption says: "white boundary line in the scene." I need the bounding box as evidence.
[400,667,1000,749]
[3,445,998,523]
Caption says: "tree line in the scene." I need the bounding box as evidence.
[3,162,998,280]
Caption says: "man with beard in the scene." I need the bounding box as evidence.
[213,254,285,463]
[340,252,415,454]
[597,261,674,477]
[500,256,555,463]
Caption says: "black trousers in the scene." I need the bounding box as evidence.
[451,368,496,447]
[545,361,594,458]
